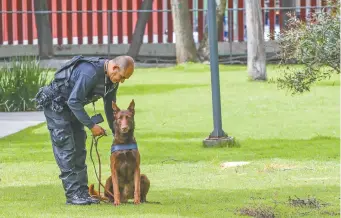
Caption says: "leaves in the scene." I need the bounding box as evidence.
[276,0,340,95]
[0,56,52,112]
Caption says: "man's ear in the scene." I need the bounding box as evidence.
[128,99,135,114]
[112,64,120,72]
[112,101,120,113]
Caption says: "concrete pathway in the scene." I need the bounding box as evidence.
[0,112,45,138]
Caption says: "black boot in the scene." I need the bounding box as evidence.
[66,191,91,205]
[80,189,100,204]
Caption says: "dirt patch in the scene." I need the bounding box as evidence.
[288,196,329,208]
[237,205,275,218]
[220,161,250,169]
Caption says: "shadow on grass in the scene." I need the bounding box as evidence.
[0,184,338,218]
[117,84,208,96]
[316,80,340,87]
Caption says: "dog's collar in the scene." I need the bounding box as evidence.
[111,143,138,153]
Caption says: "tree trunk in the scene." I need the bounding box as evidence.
[171,0,198,64]
[281,0,296,29]
[197,0,227,62]
[34,0,53,59]
[245,0,267,81]
[127,0,154,59]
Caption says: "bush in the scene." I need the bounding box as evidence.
[0,56,51,112]
[274,1,340,95]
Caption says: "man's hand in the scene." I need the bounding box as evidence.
[91,124,107,136]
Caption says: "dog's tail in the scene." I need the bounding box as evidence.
[89,184,109,201]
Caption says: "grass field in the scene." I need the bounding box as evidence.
[0,64,339,217]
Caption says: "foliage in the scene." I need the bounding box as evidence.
[275,1,340,95]
[0,56,51,112]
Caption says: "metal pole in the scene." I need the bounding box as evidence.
[228,8,232,63]
[107,10,112,58]
[207,0,226,138]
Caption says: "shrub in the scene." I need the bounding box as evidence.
[274,0,340,95]
[0,56,51,112]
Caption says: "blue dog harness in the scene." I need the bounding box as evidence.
[111,143,138,153]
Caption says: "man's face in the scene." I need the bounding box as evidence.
[107,59,134,84]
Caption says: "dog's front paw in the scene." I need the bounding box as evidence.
[134,196,141,205]
[113,200,121,206]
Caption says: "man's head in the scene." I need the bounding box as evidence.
[106,56,135,83]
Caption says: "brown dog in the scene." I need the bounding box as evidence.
[89,99,150,206]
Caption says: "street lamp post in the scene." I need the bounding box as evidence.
[203,0,234,147]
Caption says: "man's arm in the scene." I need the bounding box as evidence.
[103,84,119,135]
[67,63,97,130]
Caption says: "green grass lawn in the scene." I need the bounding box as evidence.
[0,64,339,218]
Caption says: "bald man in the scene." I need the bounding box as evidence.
[35,55,135,205]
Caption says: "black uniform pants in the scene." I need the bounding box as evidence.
[43,106,88,198]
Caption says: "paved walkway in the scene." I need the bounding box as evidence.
[0,112,46,138]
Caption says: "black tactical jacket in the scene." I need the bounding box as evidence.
[62,58,118,133]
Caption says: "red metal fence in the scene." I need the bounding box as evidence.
[0,0,329,45]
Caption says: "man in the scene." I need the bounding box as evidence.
[34,55,135,205]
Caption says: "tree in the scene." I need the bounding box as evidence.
[275,0,340,94]
[197,0,227,62]
[280,0,296,28]
[127,0,154,59]
[245,0,267,80]
[34,0,53,59]
[171,0,198,63]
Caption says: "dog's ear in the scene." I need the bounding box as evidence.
[112,101,120,113]
[128,99,135,114]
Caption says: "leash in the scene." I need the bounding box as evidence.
[90,135,115,202]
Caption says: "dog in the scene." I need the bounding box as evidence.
[89,99,150,206]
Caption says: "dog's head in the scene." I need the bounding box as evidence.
[112,99,135,134]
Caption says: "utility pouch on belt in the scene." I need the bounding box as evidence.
[34,84,58,110]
